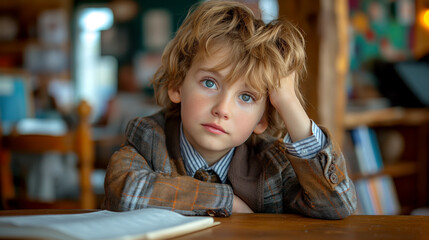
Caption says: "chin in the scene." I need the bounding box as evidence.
[198,140,232,152]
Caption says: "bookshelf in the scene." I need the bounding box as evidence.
[350,161,417,181]
[344,108,429,213]
[0,0,72,113]
[345,109,429,214]
[344,108,429,129]
[341,0,429,214]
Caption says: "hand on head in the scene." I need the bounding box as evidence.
[269,72,298,110]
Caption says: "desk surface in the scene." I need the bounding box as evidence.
[1,210,428,240]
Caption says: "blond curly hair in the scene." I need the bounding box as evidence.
[152,0,306,138]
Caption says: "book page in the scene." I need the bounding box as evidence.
[0,208,217,240]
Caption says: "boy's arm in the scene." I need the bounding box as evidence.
[269,73,357,219]
[280,132,357,219]
[269,72,312,143]
[103,145,233,217]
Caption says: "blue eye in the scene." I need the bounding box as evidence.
[240,94,253,103]
[203,79,217,89]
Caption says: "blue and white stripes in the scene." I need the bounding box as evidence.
[180,123,234,183]
[283,120,327,159]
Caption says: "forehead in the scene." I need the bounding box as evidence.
[194,42,232,66]
[191,45,233,76]
[190,42,272,96]
[192,41,250,86]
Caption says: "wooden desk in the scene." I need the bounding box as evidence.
[1,210,428,240]
[192,213,429,240]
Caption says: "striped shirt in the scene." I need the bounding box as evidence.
[284,120,327,159]
[180,120,326,183]
[180,123,234,183]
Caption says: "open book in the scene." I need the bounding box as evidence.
[0,208,218,240]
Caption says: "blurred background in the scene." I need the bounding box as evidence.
[0,0,429,215]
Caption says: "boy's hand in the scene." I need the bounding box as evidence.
[232,194,254,213]
[269,72,312,142]
[269,72,298,108]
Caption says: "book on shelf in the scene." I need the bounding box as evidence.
[368,128,384,170]
[354,178,375,214]
[349,126,383,174]
[354,176,400,215]
[0,208,219,240]
[346,126,400,215]
[0,75,32,124]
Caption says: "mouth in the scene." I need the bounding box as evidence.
[202,123,227,134]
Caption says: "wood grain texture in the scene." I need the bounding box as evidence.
[344,108,429,129]
[1,211,428,240]
[180,213,429,240]
[278,1,321,123]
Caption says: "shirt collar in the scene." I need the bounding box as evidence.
[179,123,234,183]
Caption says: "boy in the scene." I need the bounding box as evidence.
[104,0,356,219]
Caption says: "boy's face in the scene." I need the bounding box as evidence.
[168,46,268,163]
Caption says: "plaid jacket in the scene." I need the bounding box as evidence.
[103,111,357,219]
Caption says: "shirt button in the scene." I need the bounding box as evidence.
[217,211,228,217]
[329,173,338,184]
[328,164,336,173]
[206,209,227,217]
[207,210,216,217]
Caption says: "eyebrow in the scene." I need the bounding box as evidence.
[197,68,224,79]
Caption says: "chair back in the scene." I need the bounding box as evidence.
[0,100,95,209]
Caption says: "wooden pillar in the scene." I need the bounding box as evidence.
[278,0,349,145]
[278,1,321,124]
[76,100,95,209]
[318,0,349,146]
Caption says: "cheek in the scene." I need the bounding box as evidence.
[234,120,253,134]
[180,90,211,118]
[237,103,266,131]
[233,109,264,134]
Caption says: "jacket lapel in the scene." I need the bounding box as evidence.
[165,115,187,175]
[227,143,264,212]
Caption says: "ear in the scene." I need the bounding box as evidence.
[168,87,181,103]
[253,115,268,134]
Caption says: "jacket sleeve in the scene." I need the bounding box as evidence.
[103,116,233,217]
[281,128,357,219]
[103,145,233,216]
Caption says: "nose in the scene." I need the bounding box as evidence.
[212,94,231,120]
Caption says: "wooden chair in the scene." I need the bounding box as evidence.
[0,100,96,209]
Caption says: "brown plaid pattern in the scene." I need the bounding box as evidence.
[103,111,357,219]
